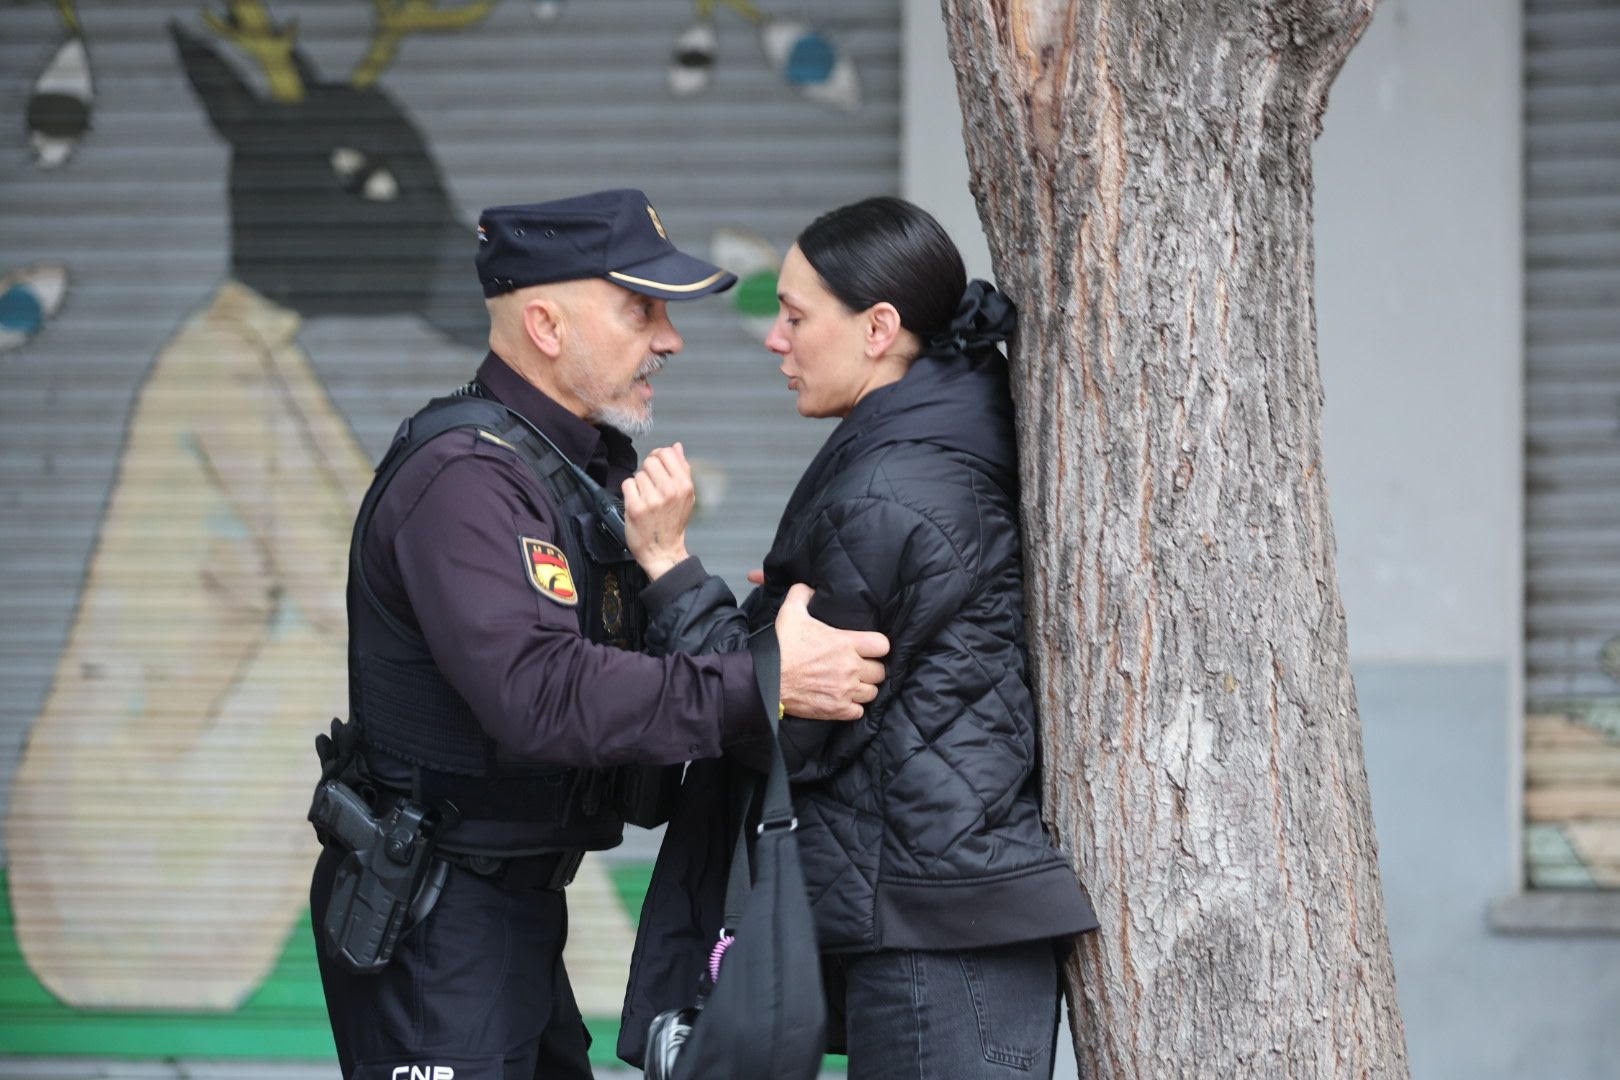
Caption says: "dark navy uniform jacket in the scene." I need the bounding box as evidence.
[358,351,765,768]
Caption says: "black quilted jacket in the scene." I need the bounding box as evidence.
[617,349,1096,1063]
[753,348,1095,950]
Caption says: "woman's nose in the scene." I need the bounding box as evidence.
[764,321,788,354]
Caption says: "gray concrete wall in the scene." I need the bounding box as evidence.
[1360,661,1620,1080]
[901,0,1620,1076]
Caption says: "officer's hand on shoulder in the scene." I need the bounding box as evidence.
[624,442,695,581]
[776,583,889,722]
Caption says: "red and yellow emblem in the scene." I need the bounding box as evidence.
[521,537,578,606]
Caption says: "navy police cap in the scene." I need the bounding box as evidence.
[476,189,737,301]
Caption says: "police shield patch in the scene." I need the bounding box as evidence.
[521,537,578,606]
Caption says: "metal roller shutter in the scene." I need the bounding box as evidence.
[0,0,898,1060]
[1523,0,1620,889]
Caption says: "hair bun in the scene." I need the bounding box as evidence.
[925,279,1016,357]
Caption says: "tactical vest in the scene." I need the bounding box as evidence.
[346,383,663,855]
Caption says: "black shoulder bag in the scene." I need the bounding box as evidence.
[643,627,827,1080]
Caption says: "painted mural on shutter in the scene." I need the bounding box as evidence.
[1524,0,1620,889]
[0,0,898,1059]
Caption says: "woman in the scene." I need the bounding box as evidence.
[622,197,1097,1078]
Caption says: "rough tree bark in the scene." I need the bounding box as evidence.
[938,2,1409,1077]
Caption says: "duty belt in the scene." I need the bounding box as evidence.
[439,848,584,892]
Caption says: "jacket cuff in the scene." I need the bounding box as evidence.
[718,650,772,752]
[639,555,710,615]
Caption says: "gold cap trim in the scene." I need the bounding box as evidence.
[608,268,729,293]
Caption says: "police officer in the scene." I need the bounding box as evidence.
[310,189,890,1080]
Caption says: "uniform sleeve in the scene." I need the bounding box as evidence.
[638,558,777,770]
[640,557,754,658]
[778,495,976,779]
[389,453,764,769]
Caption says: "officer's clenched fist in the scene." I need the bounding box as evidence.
[623,441,695,581]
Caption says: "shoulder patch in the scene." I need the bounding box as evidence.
[521,536,578,606]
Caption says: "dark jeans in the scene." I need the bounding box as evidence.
[310,844,593,1080]
[826,939,1062,1080]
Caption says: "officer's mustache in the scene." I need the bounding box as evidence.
[635,353,668,381]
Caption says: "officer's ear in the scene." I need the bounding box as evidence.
[863,301,904,360]
[522,296,567,360]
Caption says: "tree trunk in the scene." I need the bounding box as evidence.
[938,2,1409,1077]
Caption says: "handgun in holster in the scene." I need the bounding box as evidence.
[308,766,453,975]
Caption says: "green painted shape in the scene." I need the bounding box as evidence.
[0,863,659,1064]
[0,873,337,1059]
[608,861,656,927]
[0,860,848,1068]
[734,269,779,317]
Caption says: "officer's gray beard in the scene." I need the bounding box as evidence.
[593,404,653,438]
[564,349,660,438]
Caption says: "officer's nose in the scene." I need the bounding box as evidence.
[653,309,683,355]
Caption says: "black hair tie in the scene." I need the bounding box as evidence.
[924,279,1017,357]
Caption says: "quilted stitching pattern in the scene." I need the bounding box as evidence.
[779,438,1076,949]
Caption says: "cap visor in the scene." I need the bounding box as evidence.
[607,249,737,300]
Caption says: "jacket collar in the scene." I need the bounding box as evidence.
[476,351,637,484]
[761,351,1017,582]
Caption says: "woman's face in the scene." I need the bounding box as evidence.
[765,245,882,419]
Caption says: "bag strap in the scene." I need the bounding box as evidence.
[722,626,794,928]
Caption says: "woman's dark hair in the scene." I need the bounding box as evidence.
[795,196,967,341]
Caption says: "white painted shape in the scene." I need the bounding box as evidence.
[676,20,719,55]
[710,227,778,275]
[6,263,70,316]
[758,20,805,68]
[363,169,400,202]
[668,65,712,97]
[330,146,365,178]
[801,54,861,112]
[34,36,92,99]
[29,133,75,169]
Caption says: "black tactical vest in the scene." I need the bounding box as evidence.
[346,384,664,855]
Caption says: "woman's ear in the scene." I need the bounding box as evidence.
[523,297,566,359]
[865,301,903,359]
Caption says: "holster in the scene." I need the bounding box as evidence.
[308,777,451,974]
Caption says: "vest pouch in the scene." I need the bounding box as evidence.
[612,764,683,829]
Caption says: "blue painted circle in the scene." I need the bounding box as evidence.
[0,286,43,334]
[785,33,836,85]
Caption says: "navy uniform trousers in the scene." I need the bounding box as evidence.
[311,844,594,1080]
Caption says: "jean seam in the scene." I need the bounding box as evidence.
[910,950,927,1078]
[958,953,1037,1070]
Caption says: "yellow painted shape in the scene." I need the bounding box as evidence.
[6,282,370,1009]
[1525,711,1620,883]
